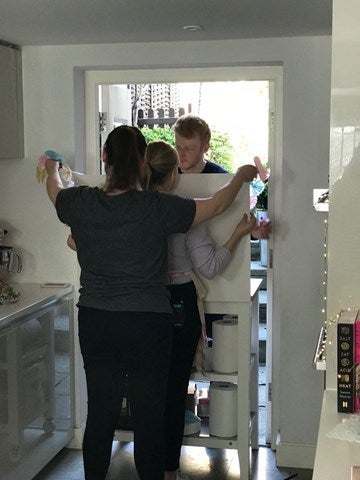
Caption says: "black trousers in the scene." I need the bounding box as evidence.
[78,306,173,480]
[165,281,202,471]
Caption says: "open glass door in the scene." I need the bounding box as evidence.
[83,65,283,450]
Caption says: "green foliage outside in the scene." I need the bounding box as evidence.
[141,127,175,145]
[207,130,235,173]
[140,127,235,172]
[141,126,270,208]
[139,126,268,211]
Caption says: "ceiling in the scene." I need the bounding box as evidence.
[0,0,332,48]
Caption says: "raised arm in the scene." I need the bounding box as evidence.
[67,234,77,251]
[186,223,231,279]
[45,158,64,205]
[192,164,257,226]
[187,213,256,279]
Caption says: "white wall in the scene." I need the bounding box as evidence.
[0,35,331,466]
[326,0,360,390]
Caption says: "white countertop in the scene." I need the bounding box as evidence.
[0,282,74,334]
[313,389,360,479]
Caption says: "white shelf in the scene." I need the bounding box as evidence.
[313,326,327,371]
[115,412,258,450]
[182,435,238,449]
[191,352,256,382]
[114,279,262,479]
[314,359,327,371]
[313,188,329,212]
[114,427,238,449]
[190,370,238,383]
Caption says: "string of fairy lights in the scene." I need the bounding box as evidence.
[315,217,329,364]
[315,215,359,365]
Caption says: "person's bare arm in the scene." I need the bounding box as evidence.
[250,219,272,239]
[192,165,257,226]
[67,234,77,251]
[223,213,256,252]
[187,212,256,280]
[45,158,63,205]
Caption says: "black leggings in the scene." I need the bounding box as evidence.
[165,281,202,471]
[78,306,173,480]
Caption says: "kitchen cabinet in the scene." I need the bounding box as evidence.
[0,283,74,480]
[114,278,261,479]
[0,44,24,159]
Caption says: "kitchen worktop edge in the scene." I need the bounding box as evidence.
[0,282,74,333]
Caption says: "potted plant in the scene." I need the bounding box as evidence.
[255,180,268,212]
[255,181,268,267]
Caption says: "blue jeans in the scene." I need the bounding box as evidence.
[78,306,173,480]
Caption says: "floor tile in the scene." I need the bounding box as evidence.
[33,443,313,480]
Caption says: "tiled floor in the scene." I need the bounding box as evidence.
[33,292,314,480]
[33,363,314,479]
[32,368,313,479]
[33,441,313,480]
[33,369,311,480]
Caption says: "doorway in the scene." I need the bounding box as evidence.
[83,65,282,448]
[98,81,269,174]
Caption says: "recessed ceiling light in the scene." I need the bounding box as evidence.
[182,24,203,31]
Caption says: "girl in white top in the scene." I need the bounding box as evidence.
[141,140,255,480]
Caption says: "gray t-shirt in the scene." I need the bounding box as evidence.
[56,186,196,313]
[167,223,231,285]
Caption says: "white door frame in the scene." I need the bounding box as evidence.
[83,65,283,448]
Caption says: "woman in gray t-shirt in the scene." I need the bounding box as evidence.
[44,126,257,480]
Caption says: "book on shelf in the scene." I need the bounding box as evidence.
[337,308,360,413]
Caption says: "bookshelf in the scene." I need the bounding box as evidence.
[314,308,360,479]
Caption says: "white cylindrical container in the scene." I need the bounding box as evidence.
[212,316,238,373]
[209,382,237,437]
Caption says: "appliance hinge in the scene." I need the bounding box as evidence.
[268,382,272,402]
[270,111,275,129]
[99,112,107,132]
